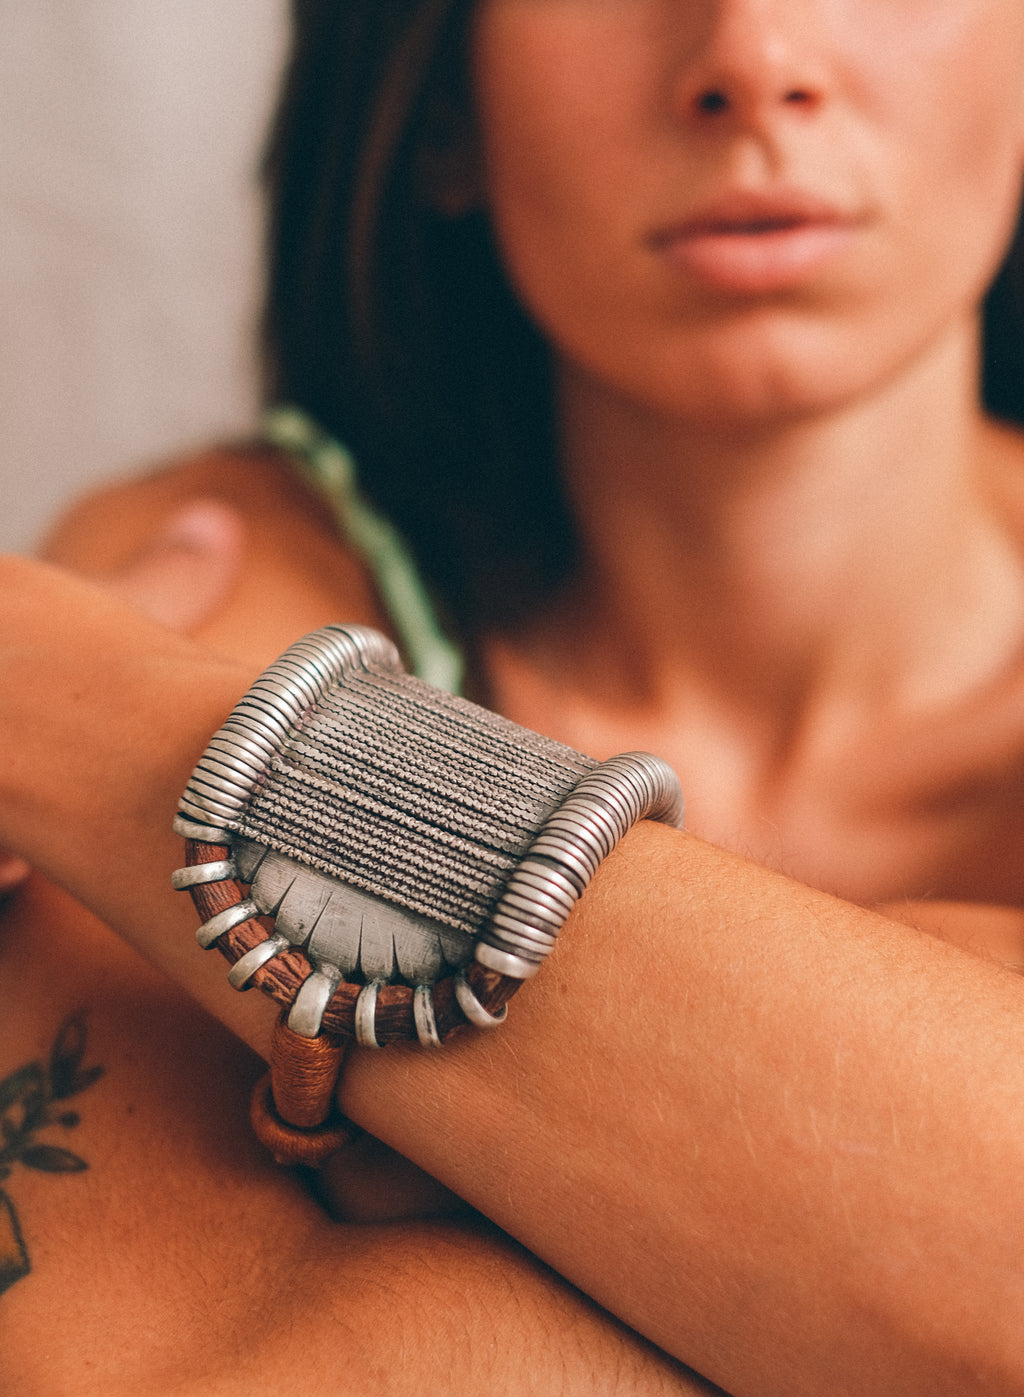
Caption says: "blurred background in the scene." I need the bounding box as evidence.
[0,2,287,552]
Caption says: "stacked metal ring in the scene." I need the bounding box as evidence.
[172,624,684,1047]
[175,624,401,840]
[477,751,683,978]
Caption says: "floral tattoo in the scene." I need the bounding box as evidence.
[0,1014,104,1295]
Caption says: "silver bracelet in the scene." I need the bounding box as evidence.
[172,625,683,1045]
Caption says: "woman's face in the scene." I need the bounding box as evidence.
[469,0,1024,425]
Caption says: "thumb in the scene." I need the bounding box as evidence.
[105,500,243,633]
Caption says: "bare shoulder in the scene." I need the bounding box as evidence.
[42,441,334,572]
[40,441,388,665]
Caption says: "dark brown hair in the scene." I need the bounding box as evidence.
[262,0,1024,641]
[263,0,572,643]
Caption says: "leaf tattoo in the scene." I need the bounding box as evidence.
[0,1013,104,1295]
[48,1015,104,1103]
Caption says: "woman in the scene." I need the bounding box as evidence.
[3,0,1024,1391]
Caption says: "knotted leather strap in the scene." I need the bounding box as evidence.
[250,1014,360,1167]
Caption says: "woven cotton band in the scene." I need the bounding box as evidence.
[173,625,684,1047]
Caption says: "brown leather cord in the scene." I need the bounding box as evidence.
[249,1011,361,1167]
[269,1012,346,1127]
[182,838,519,1167]
[184,840,522,1041]
[250,1074,360,1167]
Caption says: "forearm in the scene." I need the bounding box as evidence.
[341,825,1024,1395]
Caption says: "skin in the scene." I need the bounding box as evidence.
[4,0,1024,1391]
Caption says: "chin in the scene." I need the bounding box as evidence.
[612,304,967,430]
[667,359,869,428]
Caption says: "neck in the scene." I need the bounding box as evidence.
[507,323,1024,745]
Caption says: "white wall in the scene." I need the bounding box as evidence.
[0,2,288,552]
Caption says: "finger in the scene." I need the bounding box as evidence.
[104,500,244,633]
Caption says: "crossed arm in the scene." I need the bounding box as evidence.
[4,451,1024,1395]
[0,453,715,1395]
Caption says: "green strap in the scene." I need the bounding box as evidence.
[262,405,464,695]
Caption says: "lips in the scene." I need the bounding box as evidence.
[649,191,859,294]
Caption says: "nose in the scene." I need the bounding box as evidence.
[672,0,831,126]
